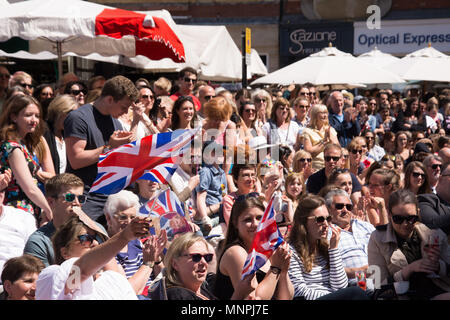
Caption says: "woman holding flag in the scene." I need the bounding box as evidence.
[214,196,293,300]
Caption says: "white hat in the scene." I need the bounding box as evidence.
[248,136,276,151]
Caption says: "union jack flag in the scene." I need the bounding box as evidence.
[139,188,191,240]
[241,195,285,279]
[89,128,198,195]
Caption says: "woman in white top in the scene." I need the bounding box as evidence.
[302,104,339,171]
[262,98,302,152]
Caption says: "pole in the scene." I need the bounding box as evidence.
[242,30,247,89]
[56,41,63,82]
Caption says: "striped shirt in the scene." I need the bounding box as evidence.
[288,245,348,300]
[115,239,152,287]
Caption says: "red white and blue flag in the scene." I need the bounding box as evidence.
[241,196,285,279]
[140,188,192,240]
[90,128,198,195]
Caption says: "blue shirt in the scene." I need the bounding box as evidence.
[196,165,227,206]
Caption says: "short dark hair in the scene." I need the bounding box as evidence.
[101,75,139,102]
[45,173,84,198]
[231,163,256,182]
[1,255,45,297]
[179,67,197,79]
[387,189,418,213]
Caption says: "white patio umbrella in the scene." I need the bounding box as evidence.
[0,0,185,81]
[357,47,400,68]
[387,44,450,82]
[251,44,404,88]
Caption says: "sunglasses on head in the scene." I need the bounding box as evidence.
[391,215,419,225]
[308,215,332,224]
[61,192,86,204]
[325,156,341,162]
[183,77,197,83]
[351,149,363,155]
[235,192,259,202]
[334,203,353,211]
[70,89,86,96]
[411,172,425,179]
[299,158,312,163]
[184,253,214,263]
[78,234,101,246]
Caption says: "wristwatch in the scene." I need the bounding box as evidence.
[270,266,282,275]
[143,261,155,268]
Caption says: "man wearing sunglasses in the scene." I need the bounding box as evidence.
[170,67,201,111]
[423,155,443,193]
[418,162,450,236]
[197,85,216,119]
[306,143,362,196]
[24,173,107,267]
[325,189,375,289]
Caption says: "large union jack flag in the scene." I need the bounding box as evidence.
[241,195,285,279]
[89,128,198,195]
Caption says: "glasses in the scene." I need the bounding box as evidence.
[351,149,363,155]
[183,77,197,84]
[204,95,214,101]
[244,108,256,113]
[365,136,374,140]
[254,98,266,104]
[369,102,377,106]
[299,158,312,163]
[325,156,341,162]
[236,192,259,202]
[278,106,289,111]
[0,73,10,79]
[60,193,86,204]
[430,164,442,170]
[114,213,137,222]
[19,83,34,89]
[300,92,310,96]
[296,105,308,109]
[141,94,154,100]
[70,89,86,96]
[307,215,332,224]
[77,234,102,246]
[183,253,213,263]
[334,203,353,211]
[391,215,419,225]
[412,172,426,179]
[382,155,396,162]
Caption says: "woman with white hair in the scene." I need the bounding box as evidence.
[104,190,167,297]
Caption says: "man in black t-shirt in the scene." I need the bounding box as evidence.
[64,76,139,223]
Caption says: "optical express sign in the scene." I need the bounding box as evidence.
[354,18,450,55]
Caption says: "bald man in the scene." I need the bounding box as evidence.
[197,85,215,119]
[439,147,450,166]
[328,91,360,148]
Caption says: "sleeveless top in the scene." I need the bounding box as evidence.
[213,243,266,300]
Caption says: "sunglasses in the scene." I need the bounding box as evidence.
[141,94,154,100]
[203,95,214,101]
[300,92,310,96]
[351,149,363,155]
[299,158,312,163]
[325,156,341,162]
[308,215,332,224]
[244,108,256,113]
[61,192,87,204]
[365,136,374,140]
[430,164,442,170]
[183,77,197,84]
[334,203,353,211]
[70,89,86,96]
[183,253,214,263]
[19,83,34,89]
[236,192,259,202]
[297,105,308,109]
[254,98,266,103]
[77,234,102,246]
[411,172,426,179]
[278,106,290,111]
[0,73,10,79]
[391,215,419,225]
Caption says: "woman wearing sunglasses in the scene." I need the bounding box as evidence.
[404,161,431,196]
[36,214,152,300]
[292,150,314,181]
[368,189,450,300]
[214,196,293,300]
[288,195,368,300]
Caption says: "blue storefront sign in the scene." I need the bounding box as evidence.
[280,22,353,67]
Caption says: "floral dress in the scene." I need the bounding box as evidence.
[0,140,40,218]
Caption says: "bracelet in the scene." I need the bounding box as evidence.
[143,261,155,268]
[270,266,282,275]
[154,260,163,265]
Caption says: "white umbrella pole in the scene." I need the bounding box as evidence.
[57,41,63,82]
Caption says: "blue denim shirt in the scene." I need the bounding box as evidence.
[196,165,227,206]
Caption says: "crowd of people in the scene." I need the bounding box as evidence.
[0,63,450,301]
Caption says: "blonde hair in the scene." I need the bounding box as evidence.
[46,94,78,123]
[153,77,172,95]
[308,104,329,129]
[164,233,209,288]
[292,150,312,172]
[285,172,305,201]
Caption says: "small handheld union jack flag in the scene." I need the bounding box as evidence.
[241,195,285,279]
